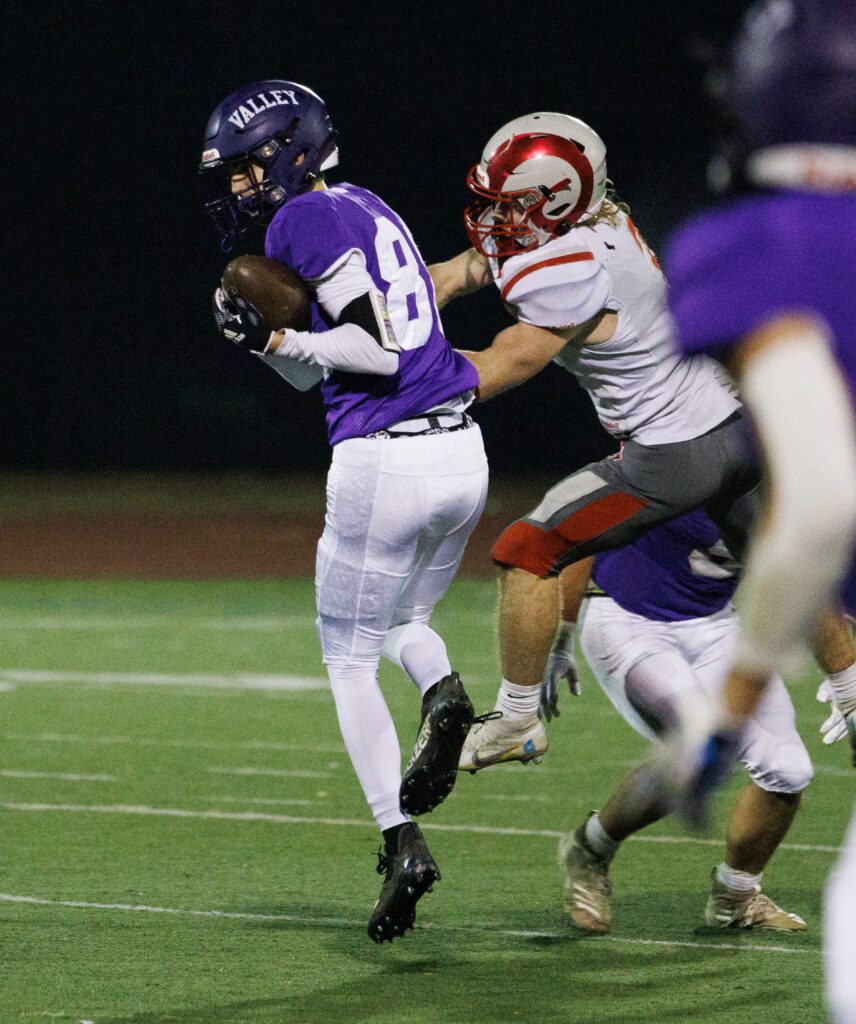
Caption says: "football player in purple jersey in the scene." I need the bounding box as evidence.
[657,3,856,1017]
[542,511,817,934]
[200,81,490,944]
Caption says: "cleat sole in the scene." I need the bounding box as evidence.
[400,685,474,816]
[368,859,440,945]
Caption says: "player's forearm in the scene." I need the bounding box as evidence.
[722,666,771,720]
[428,248,490,310]
[813,607,856,676]
[268,323,399,376]
[812,607,856,716]
[459,322,567,401]
[731,317,856,685]
[458,348,541,400]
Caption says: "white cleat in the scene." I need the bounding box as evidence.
[704,869,807,931]
[558,822,613,934]
[458,713,548,773]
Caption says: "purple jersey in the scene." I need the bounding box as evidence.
[666,190,856,614]
[265,183,479,445]
[592,509,738,622]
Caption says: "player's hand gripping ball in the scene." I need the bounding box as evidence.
[211,287,270,351]
[213,255,312,352]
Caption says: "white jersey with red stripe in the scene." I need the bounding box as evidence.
[492,211,739,444]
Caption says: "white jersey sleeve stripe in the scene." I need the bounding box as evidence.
[500,251,595,304]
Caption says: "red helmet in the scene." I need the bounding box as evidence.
[465,112,608,258]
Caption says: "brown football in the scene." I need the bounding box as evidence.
[221,255,312,333]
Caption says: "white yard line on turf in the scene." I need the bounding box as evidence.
[206,767,331,779]
[0,611,496,631]
[3,732,348,754]
[0,770,115,782]
[813,765,855,778]
[0,616,314,631]
[483,794,550,803]
[207,796,316,807]
[0,670,328,691]
[0,801,841,854]
[0,893,816,955]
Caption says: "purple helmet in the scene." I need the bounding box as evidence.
[200,80,339,247]
[724,1,856,190]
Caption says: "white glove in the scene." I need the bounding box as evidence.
[817,679,849,744]
[817,679,856,766]
[540,622,581,722]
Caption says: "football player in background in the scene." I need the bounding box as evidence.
[542,510,831,934]
[430,115,757,773]
[200,81,490,943]
[656,3,856,1019]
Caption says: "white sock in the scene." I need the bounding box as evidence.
[382,622,451,697]
[717,862,762,892]
[326,663,409,831]
[495,678,541,720]
[584,812,620,862]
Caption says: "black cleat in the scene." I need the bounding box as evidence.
[367,822,440,944]
[399,672,475,816]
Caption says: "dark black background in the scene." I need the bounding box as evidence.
[8,1,750,474]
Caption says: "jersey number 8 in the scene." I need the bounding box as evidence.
[373,217,439,351]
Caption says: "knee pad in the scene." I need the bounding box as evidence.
[316,613,385,668]
[744,735,814,794]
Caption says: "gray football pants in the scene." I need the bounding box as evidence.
[491,411,761,578]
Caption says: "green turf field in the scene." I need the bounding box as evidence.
[0,577,848,1023]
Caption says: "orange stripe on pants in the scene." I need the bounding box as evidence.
[491,492,649,578]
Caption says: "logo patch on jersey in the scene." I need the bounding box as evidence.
[227,90,299,130]
[369,290,400,354]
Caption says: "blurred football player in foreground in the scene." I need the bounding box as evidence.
[200,81,489,943]
[542,510,827,933]
[657,3,856,1019]
[430,114,756,772]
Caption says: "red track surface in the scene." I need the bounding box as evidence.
[0,512,513,579]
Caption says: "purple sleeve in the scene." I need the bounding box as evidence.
[265,194,363,281]
[665,202,804,358]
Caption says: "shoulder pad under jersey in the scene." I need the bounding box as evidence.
[266,191,361,283]
[498,242,612,329]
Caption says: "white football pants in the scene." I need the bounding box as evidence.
[578,597,813,794]
[825,805,856,1024]
[316,425,488,829]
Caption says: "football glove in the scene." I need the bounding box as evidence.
[816,679,856,766]
[212,287,273,352]
[540,622,581,722]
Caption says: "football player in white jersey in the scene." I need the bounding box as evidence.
[430,113,757,770]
